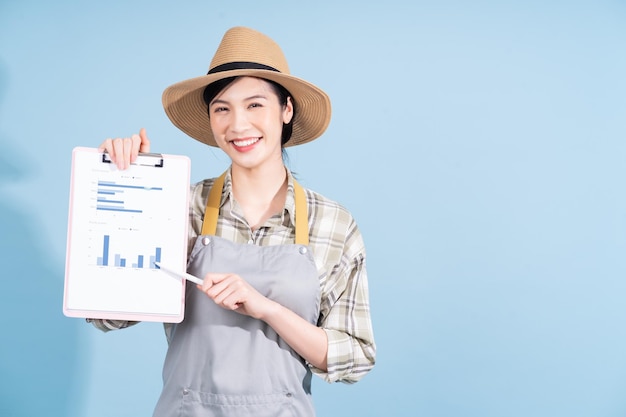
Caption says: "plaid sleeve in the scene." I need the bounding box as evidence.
[86,318,140,332]
[311,219,376,383]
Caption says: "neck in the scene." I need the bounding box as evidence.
[231,162,286,199]
[231,162,288,229]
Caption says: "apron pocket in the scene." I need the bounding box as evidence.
[180,387,297,417]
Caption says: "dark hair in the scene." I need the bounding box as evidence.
[202,76,296,146]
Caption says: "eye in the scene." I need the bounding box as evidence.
[212,106,228,113]
[248,102,263,109]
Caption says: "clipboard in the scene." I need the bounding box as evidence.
[63,147,191,323]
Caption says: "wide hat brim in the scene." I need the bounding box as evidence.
[162,68,331,148]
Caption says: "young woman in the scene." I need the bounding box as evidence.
[95,26,375,417]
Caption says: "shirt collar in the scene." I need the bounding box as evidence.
[219,166,298,229]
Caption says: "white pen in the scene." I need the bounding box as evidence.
[154,262,204,285]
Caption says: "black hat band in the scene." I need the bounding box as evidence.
[208,62,280,75]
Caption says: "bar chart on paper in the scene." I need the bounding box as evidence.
[96,234,160,268]
[64,147,190,322]
[85,173,176,269]
[96,234,161,268]
[86,176,170,271]
[96,179,163,214]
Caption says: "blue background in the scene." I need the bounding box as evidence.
[1,1,625,416]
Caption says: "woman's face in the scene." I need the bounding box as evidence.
[208,76,293,170]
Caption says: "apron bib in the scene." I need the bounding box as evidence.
[153,173,321,417]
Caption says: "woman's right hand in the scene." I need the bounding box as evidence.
[98,128,151,170]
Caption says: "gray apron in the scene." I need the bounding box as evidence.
[153,173,321,417]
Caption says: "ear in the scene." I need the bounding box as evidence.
[282,97,294,124]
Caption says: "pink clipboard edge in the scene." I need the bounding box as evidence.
[62,146,190,323]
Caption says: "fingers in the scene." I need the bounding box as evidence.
[117,137,133,169]
[129,133,142,164]
[97,137,113,154]
[198,273,246,310]
[138,127,151,153]
[98,128,151,170]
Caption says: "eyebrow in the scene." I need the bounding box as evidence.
[210,94,269,107]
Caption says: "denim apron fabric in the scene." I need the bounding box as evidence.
[153,173,321,417]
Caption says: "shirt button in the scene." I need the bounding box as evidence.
[201,237,211,246]
[247,239,254,245]
[299,246,308,255]
[182,389,189,395]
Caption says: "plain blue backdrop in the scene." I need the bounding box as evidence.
[1,1,625,416]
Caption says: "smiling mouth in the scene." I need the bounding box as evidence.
[231,137,261,147]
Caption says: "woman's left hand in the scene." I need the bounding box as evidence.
[198,273,276,319]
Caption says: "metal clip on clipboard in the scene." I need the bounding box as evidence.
[102,151,165,167]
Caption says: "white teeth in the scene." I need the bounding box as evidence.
[232,137,259,147]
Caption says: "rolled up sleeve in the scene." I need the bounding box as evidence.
[311,227,376,383]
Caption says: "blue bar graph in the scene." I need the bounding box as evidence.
[96,180,163,214]
[97,180,163,191]
[97,235,110,266]
[96,198,124,204]
[96,234,161,269]
[132,255,144,269]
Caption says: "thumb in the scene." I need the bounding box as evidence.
[138,127,151,153]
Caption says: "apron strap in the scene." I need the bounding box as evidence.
[293,180,308,246]
[201,171,309,245]
[201,171,226,237]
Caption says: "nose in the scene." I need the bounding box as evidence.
[229,107,250,134]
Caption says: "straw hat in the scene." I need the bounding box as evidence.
[162,26,332,147]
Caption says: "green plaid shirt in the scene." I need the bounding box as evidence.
[91,168,375,383]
